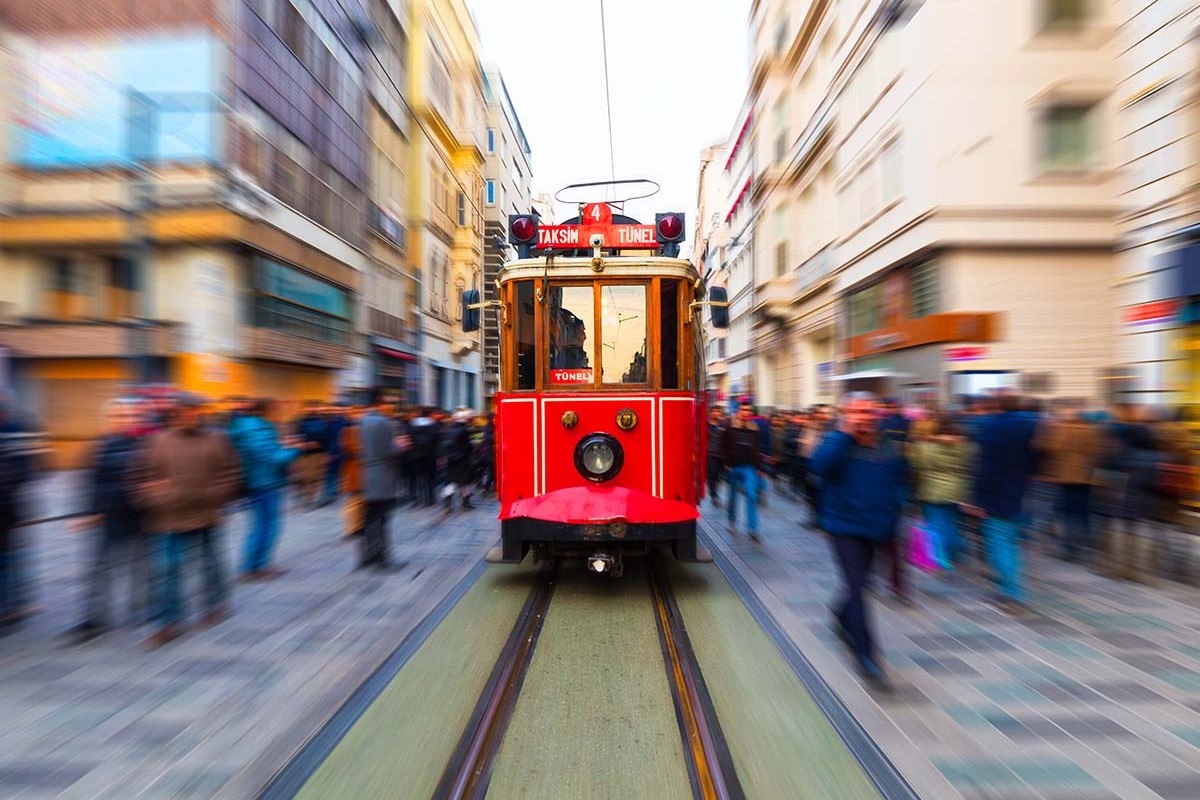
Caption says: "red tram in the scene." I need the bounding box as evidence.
[463,193,729,575]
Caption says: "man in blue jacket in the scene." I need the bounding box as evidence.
[965,393,1037,613]
[811,391,907,687]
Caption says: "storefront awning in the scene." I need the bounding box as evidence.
[828,369,914,382]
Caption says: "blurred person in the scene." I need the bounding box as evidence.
[0,393,39,628]
[136,394,239,647]
[770,413,788,491]
[407,407,439,507]
[1035,401,1102,563]
[359,389,401,569]
[965,394,1038,614]
[754,407,772,508]
[295,401,329,510]
[879,397,910,443]
[441,408,476,513]
[339,404,365,539]
[811,392,907,687]
[722,402,765,540]
[229,398,305,580]
[480,412,496,497]
[908,413,976,572]
[783,412,805,496]
[1147,406,1194,582]
[706,407,728,507]
[67,399,151,641]
[802,405,834,516]
[323,403,348,507]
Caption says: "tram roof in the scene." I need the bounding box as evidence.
[498,256,700,285]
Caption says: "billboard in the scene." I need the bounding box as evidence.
[12,34,219,167]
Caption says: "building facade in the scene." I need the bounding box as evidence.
[481,68,533,409]
[405,0,486,411]
[694,143,730,399]
[721,103,758,404]
[741,0,1123,408]
[0,0,372,465]
[1115,0,1200,405]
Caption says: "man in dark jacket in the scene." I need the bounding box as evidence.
[68,398,148,641]
[442,409,476,513]
[966,394,1038,613]
[706,407,728,507]
[296,402,329,509]
[811,391,907,687]
[407,408,439,507]
[359,388,401,570]
[723,402,765,540]
[0,394,38,628]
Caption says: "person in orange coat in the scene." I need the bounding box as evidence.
[340,405,365,538]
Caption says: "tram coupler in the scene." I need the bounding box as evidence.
[586,551,623,578]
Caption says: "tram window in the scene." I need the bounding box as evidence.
[548,285,594,381]
[661,281,680,389]
[601,285,647,384]
[515,281,536,390]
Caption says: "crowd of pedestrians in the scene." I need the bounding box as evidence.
[0,389,495,647]
[705,390,1197,688]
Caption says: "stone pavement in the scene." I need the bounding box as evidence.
[701,482,1200,800]
[0,474,498,800]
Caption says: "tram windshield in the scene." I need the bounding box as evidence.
[505,277,691,392]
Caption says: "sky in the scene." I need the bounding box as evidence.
[469,0,751,253]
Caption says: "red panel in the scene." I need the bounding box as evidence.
[659,397,698,505]
[495,396,537,506]
[510,486,698,525]
[540,396,657,496]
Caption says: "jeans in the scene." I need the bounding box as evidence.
[1056,484,1091,560]
[84,532,151,627]
[323,457,341,504]
[923,503,961,570]
[361,500,393,566]
[726,465,759,533]
[155,527,229,626]
[982,517,1025,603]
[243,488,282,574]
[831,535,881,661]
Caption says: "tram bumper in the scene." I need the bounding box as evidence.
[497,487,701,563]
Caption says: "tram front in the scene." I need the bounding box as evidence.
[464,200,729,575]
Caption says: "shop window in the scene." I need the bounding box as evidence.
[601,285,647,384]
[548,285,594,372]
[909,261,939,319]
[1038,104,1097,172]
[849,284,881,336]
[514,281,535,390]
[661,281,680,389]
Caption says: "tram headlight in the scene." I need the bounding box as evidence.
[574,434,623,482]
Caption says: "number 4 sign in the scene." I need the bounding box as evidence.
[583,203,612,225]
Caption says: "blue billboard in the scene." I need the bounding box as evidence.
[12,34,220,168]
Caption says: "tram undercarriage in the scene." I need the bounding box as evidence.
[491,518,705,575]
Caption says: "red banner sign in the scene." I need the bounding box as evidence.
[945,346,988,362]
[1123,300,1179,326]
[537,224,659,250]
[550,368,594,385]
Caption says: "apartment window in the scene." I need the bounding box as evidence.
[486,179,496,206]
[909,261,939,319]
[774,15,789,54]
[1039,104,1096,171]
[487,128,495,153]
[848,284,881,336]
[457,191,466,226]
[881,139,903,202]
[1042,0,1088,30]
[775,241,788,278]
[282,1,306,56]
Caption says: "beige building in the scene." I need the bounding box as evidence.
[481,68,533,408]
[747,0,1124,407]
[694,143,731,396]
[1114,0,1200,405]
[406,0,487,410]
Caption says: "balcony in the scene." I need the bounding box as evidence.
[0,320,181,359]
[753,276,796,323]
[368,202,407,252]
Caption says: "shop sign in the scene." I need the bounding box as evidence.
[1123,299,1179,326]
[550,368,593,385]
[945,346,988,362]
[866,331,907,351]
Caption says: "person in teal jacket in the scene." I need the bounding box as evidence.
[228,399,303,580]
[811,391,908,688]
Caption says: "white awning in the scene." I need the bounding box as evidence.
[828,369,915,382]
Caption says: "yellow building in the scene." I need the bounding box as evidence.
[407,0,487,410]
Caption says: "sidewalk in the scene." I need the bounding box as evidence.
[702,484,1200,800]
[0,477,498,800]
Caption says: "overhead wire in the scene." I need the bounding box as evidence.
[599,0,618,201]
